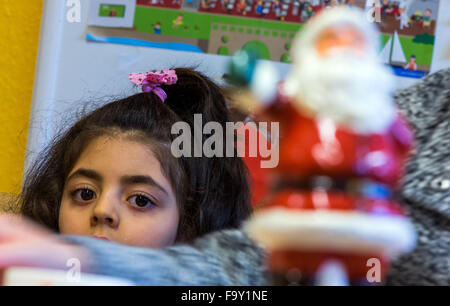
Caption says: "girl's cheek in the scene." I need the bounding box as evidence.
[120,213,178,248]
[148,208,180,247]
[58,203,91,236]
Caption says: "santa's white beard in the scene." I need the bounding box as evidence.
[284,48,397,134]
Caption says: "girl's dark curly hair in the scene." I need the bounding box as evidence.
[21,68,252,242]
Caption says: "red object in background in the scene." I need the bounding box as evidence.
[266,189,406,216]
[270,104,413,187]
[245,101,414,284]
[268,249,389,280]
[390,6,400,17]
[136,0,182,10]
[313,5,323,13]
[237,104,413,207]
[237,123,271,207]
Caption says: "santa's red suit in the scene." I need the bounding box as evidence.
[270,102,413,186]
[248,100,415,282]
[243,5,417,286]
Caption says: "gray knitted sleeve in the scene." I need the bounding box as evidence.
[65,229,268,286]
[387,68,450,285]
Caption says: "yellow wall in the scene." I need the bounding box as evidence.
[0,0,43,195]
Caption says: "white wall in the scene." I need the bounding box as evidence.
[429,0,450,74]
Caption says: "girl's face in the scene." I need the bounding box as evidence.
[59,135,179,248]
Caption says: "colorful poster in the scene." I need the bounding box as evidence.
[87,0,366,63]
[366,0,440,78]
[88,0,136,27]
[86,0,440,77]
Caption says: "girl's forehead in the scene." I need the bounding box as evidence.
[82,135,156,160]
[71,135,170,186]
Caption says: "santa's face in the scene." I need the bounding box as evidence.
[285,23,396,134]
[315,25,366,57]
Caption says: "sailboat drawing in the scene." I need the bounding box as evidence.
[379,31,425,78]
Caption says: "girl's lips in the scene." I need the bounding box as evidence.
[93,236,110,241]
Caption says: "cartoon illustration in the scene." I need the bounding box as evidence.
[237,0,247,15]
[397,5,410,30]
[153,22,162,34]
[302,4,314,22]
[137,0,372,23]
[410,10,422,24]
[87,0,439,78]
[201,0,211,10]
[255,0,264,14]
[311,0,322,13]
[404,54,417,71]
[274,0,282,20]
[381,0,392,19]
[367,0,439,77]
[421,9,432,28]
[172,14,184,28]
[380,31,408,69]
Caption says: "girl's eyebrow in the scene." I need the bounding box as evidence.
[120,175,168,196]
[67,168,102,183]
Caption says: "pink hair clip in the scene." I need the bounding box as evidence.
[129,68,178,102]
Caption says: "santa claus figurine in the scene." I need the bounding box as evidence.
[234,7,417,285]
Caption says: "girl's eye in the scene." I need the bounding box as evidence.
[72,188,96,202]
[128,194,156,209]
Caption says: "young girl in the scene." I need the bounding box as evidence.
[19,67,252,248]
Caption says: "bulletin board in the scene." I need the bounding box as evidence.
[86,0,368,63]
[85,0,445,78]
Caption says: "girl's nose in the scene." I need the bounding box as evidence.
[91,196,119,228]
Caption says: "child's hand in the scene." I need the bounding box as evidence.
[0,214,92,273]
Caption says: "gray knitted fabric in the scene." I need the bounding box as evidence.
[66,68,450,286]
[66,230,268,285]
[386,68,450,285]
